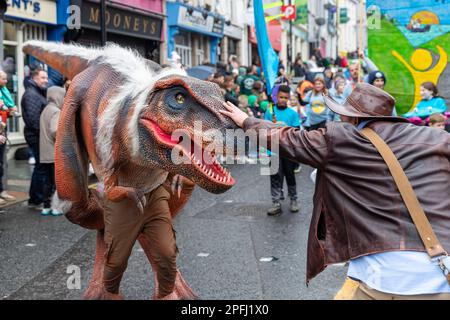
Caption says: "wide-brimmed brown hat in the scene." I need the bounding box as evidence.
[325,83,409,122]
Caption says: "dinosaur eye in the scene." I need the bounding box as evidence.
[175,93,185,104]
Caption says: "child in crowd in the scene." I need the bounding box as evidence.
[428,113,447,130]
[303,75,336,130]
[404,82,447,119]
[264,85,300,216]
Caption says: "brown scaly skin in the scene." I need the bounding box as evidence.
[23,41,239,300]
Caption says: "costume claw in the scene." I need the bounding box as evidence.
[171,175,183,198]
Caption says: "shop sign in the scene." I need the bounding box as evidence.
[5,0,57,25]
[177,5,223,36]
[81,1,163,40]
[224,24,242,39]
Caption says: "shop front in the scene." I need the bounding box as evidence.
[1,0,59,142]
[167,1,224,68]
[69,0,164,62]
[221,22,243,66]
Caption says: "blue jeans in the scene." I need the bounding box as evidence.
[28,142,46,205]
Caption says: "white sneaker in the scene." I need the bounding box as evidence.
[28,157,36,165]
[41,208,52,216]
[0,198,6,205]
[0,191,16,201]
[51,209,63,216]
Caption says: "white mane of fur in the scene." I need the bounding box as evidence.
[23,40,187,178]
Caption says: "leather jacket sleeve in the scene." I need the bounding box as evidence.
[243,117,329,168]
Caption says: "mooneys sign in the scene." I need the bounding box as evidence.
[81,0,163,41]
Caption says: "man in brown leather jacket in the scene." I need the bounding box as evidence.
[220,83,450,300]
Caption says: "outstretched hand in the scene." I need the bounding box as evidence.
[219,101,249,128]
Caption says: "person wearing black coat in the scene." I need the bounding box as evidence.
[21,68,48,208]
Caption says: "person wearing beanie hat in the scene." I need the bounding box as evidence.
[366,71,398,115]
[368,71,386,90]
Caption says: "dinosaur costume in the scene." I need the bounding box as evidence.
[22,41,238,300]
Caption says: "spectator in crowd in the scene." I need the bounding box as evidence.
[212,72,225,86]
[293,55,307,79]
[222,75,239,106]
[0,71,18,203]
[0,110,14,205]
[275,66,290,85]
[336,51,349,68]
[306,55,319,70]
[404,82,447,119]
[236,66,247,86]
[303,75,334,130]
[21,67,48,209]
[247,94,262,119]
[313,48,324,67]
[39,86,65,216]
[228,55,240,75]
[324,67,334,89]
[343,58,377,98]
[428,113,447,130]
[263,85,300,216]
[240,65,260,97]
[296,79,314,106]
[366,70,398,116]
[367,70,386,90]
[0,70,18,115]
[0,122,9,206]
[330,78,347,105]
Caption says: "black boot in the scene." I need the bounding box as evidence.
[267,201,282,216]
[290,199,299,213]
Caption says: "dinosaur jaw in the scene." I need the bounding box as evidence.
[140,119,235,188]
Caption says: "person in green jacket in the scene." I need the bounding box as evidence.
[0,70,18,115]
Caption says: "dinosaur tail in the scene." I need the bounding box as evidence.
[22,40,101,80]
[51,85,105,230]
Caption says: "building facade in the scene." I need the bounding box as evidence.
[68,0,165,62]
[166,0,225,68]
[216,0,247,67]
[307,0,338,60]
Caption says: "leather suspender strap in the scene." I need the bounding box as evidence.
[360,127,448,259]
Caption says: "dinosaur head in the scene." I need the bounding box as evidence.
[133,75,240,194]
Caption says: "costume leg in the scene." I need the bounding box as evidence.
[138,177,197,300]
[138,235,197,300]
[84,229,108,299]
[140,186,191,299]
[102,197,143,297]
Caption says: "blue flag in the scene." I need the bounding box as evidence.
[253,0,280,95]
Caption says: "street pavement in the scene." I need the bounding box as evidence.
[0,160,347,300]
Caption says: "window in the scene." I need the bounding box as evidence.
[174,32,192,68]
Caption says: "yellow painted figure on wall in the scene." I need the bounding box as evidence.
[392,46,447,112]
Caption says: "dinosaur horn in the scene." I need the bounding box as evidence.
[22,40,96,80]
